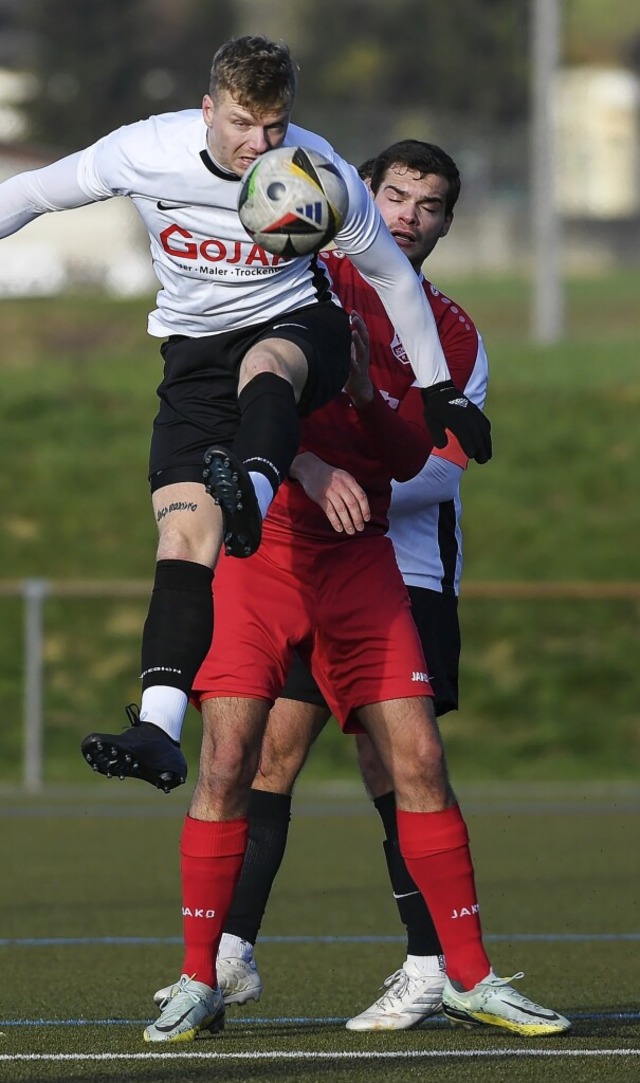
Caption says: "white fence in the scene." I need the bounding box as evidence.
[2,578,640,792]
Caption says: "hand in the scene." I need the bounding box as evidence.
[421,381,492,464]
[345,310,374,408]
[290,452,371,534]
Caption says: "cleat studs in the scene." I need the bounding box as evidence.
[96,742,103,751]
[92,764,99,772]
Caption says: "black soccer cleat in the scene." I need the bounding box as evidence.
[80,704,187,794]
[202,446,262,558]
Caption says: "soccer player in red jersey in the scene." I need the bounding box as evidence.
[215,141,489,1029]
[143,143,569,1043]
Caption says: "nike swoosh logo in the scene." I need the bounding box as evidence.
[155,1008,194,1031]
[503,1000,561,1020]
[157,201,190,211]
[392,890,421,900]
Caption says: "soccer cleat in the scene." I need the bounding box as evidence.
[346,959,445,1031]
[203,446,262,558]
[80,704,187,794]
[441,970,571,1036]
[144,974,224,1043]
[154,953,263,1008]
[214,953,263,1005]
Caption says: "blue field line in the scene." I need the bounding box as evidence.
[1,1009,639,1029]
[1,932,639,947]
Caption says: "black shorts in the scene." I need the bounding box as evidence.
[281,585,460,718]
[149,301,351,491]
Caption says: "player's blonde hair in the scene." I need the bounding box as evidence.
[209,35,297,114]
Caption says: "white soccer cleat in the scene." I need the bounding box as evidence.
[153,950,262,1009]
[144,974,224,1043]
[442,970,571,1036]
[216,953,263,1005]
[346,959,445,1031]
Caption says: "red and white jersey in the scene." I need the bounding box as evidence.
[269,249,489,589]
[0,111,451,388]
[386,279,488,595]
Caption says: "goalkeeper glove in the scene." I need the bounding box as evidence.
[422,381,492,464]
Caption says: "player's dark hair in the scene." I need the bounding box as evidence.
[357,157,376,183]
[370,140,461,216]
[209,35,297,113]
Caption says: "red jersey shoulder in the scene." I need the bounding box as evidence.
[423,279,480,390]
[424,279,477,338]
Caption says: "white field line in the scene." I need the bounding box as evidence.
[0,1049,638,1062]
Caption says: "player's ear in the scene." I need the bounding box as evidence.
[440,212,453,238]
[202,95,215,126]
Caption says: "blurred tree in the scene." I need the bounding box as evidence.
[19,0,235,151]
[294,0,529,125]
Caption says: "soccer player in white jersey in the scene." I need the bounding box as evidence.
[0,35,491,791]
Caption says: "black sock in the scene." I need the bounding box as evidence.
[141,559,213,696]
[223,788,292,945]
[373,791,443,958]
[235,373,300,495]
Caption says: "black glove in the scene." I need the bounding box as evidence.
[422,380,492,464]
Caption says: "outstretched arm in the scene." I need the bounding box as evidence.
[0,152,95,238]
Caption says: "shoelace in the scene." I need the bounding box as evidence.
[375,968,413,1006]
[158,974,203,1016]
[483,971,530,1001]
[125,703,141,728]
[487,971,525,989]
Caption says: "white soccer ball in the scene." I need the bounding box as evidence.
[238,145,349,258]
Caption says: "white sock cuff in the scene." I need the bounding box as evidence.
[248,470,273,521]
[139,686,188,743]
[218,932,253,961]
[405,953,446,977]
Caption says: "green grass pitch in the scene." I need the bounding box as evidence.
[1,780,638,1082]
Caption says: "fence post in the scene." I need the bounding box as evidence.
[23,578,49,792]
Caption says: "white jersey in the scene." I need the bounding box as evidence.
[0,110,451,388]
[387,300,489,596]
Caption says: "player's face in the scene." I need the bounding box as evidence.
[202,91,290,176]
[374,165,453,271]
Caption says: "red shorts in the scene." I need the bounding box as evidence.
[193,525,433,732]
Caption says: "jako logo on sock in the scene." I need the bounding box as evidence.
[450,904,480,919]
[182,907,216,918]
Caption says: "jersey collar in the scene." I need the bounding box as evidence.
[199,148,241,182]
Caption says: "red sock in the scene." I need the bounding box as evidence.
[179,815,248,988]
[396,804,491,989]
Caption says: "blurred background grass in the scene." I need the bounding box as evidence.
[0,272,638,785]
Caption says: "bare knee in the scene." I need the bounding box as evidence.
[359,697,453,812]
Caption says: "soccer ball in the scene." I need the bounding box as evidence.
[238,145,349,258]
